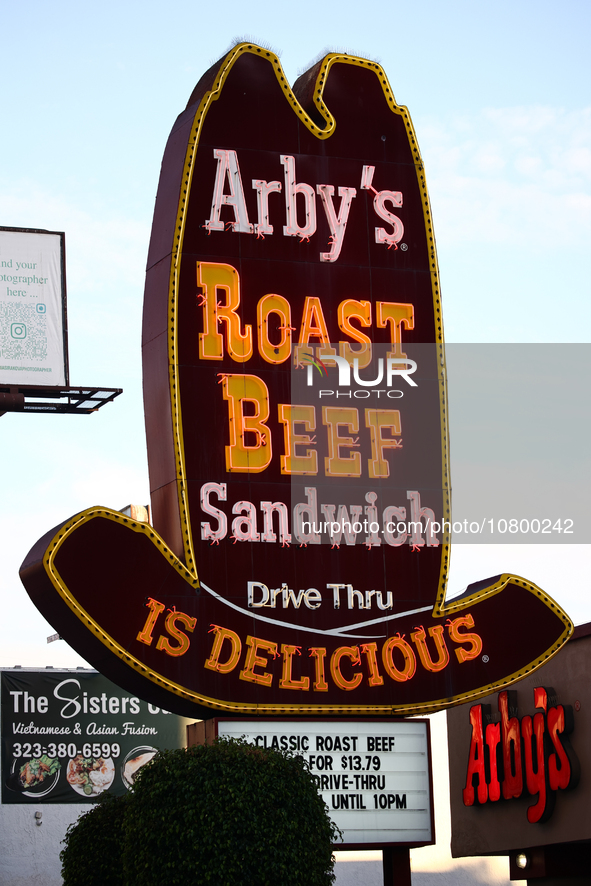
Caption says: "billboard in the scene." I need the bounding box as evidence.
[192,719,434,849]
[20,44,571,718]
[1,669,190,804]
[0,227,68,387]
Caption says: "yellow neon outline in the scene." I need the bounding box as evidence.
[365,407,403,479]
[322,404,362,477]
[277,403,318,476]
[41,44,573,717]
[257,293,292,364]
[168,44,452,612]
[222,372,273,473]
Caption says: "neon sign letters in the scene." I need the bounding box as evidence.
[203,150,404,258]
[463,688,580,823]
[20,44,572,718]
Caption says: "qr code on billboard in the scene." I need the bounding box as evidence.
[0,302,48,361]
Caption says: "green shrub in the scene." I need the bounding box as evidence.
[123,737,340,886]
[60,791,129,886]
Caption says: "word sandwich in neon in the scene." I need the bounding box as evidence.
[200,485,440,547]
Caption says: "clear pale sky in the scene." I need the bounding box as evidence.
[1,0,589,876]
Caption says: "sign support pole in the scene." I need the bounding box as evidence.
[382,847,412,885]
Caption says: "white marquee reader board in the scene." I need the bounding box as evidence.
[216,719,434,848]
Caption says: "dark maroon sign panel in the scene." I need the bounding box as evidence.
[20,45,572,718]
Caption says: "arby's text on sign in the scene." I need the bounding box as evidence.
[20,44,572,718]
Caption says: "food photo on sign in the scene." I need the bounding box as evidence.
[18,43,575,722]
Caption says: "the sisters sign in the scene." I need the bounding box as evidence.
[20,44,571,718]
[1,669,189,804]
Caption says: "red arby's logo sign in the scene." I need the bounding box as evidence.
[20,44,572,718]
[463,687,580,823]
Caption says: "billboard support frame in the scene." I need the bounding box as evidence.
[0,383,122,416]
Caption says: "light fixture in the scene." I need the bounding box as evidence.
[515,853,529,870]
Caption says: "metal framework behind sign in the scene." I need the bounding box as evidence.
[0,384,122,415]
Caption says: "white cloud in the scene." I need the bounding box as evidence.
[419,105,591,249]
[0,183,149,293]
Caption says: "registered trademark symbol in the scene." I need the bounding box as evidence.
[400,242,408,251]
[482,654,489,663]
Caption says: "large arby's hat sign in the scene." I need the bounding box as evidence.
[21,44,572,718]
